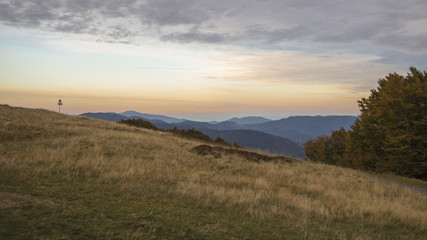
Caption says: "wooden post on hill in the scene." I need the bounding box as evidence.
[58,99,63,113]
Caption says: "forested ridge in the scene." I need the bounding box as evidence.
[305,67,427,179]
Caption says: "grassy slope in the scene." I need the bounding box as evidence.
[1,105,426,240]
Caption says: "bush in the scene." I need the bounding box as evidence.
[119,119,159,130]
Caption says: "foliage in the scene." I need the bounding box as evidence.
[120,118,159,130]
[305,67,427,179]
[169,127,213,142]
[305,128,347,166]
[214,137,228,145]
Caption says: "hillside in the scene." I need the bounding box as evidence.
[1,105,427,239]
[79,112,129,122]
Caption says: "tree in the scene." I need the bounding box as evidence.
[304,128,347,166]
[305,67,427,179]
[329,128,347,166]
[346,67,427,179]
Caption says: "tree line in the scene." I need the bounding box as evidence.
[305,67,427,180]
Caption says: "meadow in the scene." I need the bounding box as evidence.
[1,105,426,239]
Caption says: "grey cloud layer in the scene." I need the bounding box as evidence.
[1,0,427,53]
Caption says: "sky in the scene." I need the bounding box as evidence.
[1,0,427,121]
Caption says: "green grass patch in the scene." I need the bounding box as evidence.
[1,168,425,239]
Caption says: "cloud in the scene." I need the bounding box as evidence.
[135,0,230,26]
[1,0,426,50]
[1,0,427,72]
[161,29,227,43]
[200,48,388,92]
[0,0,140,43]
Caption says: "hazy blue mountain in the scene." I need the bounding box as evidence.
[145,119,169,125]
[228,116,272,124]
[201,129,305,158]
[210,121,243,130]
[242,116,357,143]
[152,120,241,131]
[79,112,128,122]
[173,120,213,129]
[119,111,185,123]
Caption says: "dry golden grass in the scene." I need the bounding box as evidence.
[1,105,426,239]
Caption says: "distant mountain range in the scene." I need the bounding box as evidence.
[228,116,272,124]
[78,111,357,158]
[119,111,185,123]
